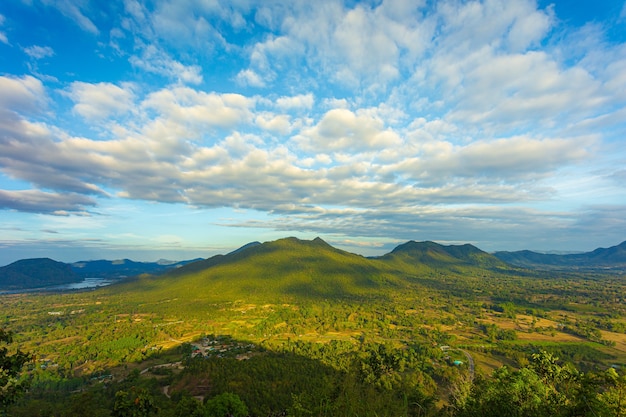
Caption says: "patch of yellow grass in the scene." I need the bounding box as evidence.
[600,330,626,353]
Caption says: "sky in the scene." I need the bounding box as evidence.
[0,0,625,265]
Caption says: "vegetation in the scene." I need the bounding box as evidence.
[0,329,32,415]
[0,258,80,290]
[1,237,625,415]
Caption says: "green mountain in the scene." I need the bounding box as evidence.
[0,258,80,290]
[381,240,511,270]
[111,237,401,303]
[494,240,626,271]
[106,237,513,305]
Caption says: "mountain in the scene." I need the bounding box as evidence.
[0,258,80,290]
[0,257,202,291]
[381,240,511,270]
[130,236,397,302]
[70,258,201,279]
[105,237,518,305]
[493,240,626,271]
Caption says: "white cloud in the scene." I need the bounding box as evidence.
[0,75,47,113]
[23,45,55,59]
[2,0,626,254]
[276,94,314,110]
[41,0,99,34]
[129,45,203,84]
[141,87,254,131]
[236,69,267,87]
[295,108,402,152]
[0,189,95,214]
[255,113,292,135]
[67,82,135,120]
[0,14,8,44]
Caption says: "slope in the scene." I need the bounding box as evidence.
[494,240,626,270]
[0,258,80,290]
[380,240,512,272]
[106,237,402,304]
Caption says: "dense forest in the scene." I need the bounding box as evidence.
[1,237,625,416]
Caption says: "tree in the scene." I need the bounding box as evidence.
[113,387,158,417]
[204,392,248,417]
[0,329,32,416]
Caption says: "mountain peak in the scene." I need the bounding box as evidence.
[387,240,507,269]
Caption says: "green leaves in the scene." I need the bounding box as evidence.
[0,329,32,414]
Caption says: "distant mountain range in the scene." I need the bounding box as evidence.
[493,240,626,271]
[71,258,201,279]
[1,238,624,291]
[0,257,200,291]
[0,258,79,290]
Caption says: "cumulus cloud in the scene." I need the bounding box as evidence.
[236,69,267,87]
[255,113,292,135]
[0,75,47,113]
[1,0,625,254]
[67,82,134,120]
[141,87,254,131]
[388,135,596,185]
[244,0,431,92]
[0,189,96,214]
[295,108,402,152]
[276,94,314,110]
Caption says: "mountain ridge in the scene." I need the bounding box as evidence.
[493,240,626,270]
[2,238,624,291]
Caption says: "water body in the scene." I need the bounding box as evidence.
[47,277,116,290]
[0,277,119,294]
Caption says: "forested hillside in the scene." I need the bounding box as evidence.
[2,237,625,416]
[494,240,626,271]
[0,258,80,290]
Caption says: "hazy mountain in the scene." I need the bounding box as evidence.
[493,240,626,270]
[0,257,202,290]
[0,258,80,290]
[71,258,202,279]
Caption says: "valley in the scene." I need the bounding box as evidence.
[2,237,626,416]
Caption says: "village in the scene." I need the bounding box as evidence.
[190,336,258,361]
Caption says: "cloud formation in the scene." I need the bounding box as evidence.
[0,0,625,260]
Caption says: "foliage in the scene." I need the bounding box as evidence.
[457,351,626,417]
[1,237,626,415]
[113,386,159,417]
[0,329,32,415]
[204,392,248,417]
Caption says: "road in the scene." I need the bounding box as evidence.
[458,349,475,380]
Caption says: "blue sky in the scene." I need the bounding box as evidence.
[1,0,625,265]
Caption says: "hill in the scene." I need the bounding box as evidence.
[0,258,80,290]
[105,237,519,306]
[494,240,626,271]
[381,240,511,270]
[71,258,201,279]
[111,237,399,303]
